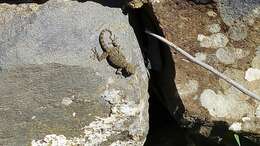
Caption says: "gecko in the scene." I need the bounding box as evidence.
[92,29,135,76]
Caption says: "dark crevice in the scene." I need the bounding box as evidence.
[128,3,185,119]
[126,4,188,146]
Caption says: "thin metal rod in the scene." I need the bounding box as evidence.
[145,30,260,101]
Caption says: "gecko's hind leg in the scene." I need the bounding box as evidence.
[115,68,122,75]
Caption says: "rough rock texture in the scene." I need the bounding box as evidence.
[151,0,260,143]
[0,1,149,146]
[218,0,260,26]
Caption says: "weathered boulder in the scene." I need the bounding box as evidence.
[0,1,149,145]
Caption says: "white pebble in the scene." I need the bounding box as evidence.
[207,11,217,17]
[61,97,73,106]
[242,117,251,122]
[245,68,260,81]
[195,52,207,62]
[198,33,229,49]
[197,34,207,42]
[229,122,242,132]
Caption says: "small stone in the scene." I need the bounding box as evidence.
[245,68,260,81]
[31,116,36,120]
[101,89,121,104]
[207,10,217,17]
[61,97,73,106]
[216,47,236,65]
[229,122,242,132]
[247,18,255,26]
[198,33,229,48]
[197,34,207,42]
[242,117,251,122]
[228,26,248,41]
[207,23,221,33]
[252,56,260,69]
[195,52,207,62]
[233,48,250,59]
[72,112,76,117]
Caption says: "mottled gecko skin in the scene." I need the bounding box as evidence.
[92,29,135,76]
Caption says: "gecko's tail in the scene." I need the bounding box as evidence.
[99,29,113,51]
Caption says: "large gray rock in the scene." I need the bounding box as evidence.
[0,1,149,146]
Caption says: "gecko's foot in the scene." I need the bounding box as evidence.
[115,68,123,75]
[91,48,99,59]
[110,35,120,48]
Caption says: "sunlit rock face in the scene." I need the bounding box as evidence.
[0,1,149,146]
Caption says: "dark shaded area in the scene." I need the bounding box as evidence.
[144,92,187,146]
[127,3,185,121]
[190,0,214,4]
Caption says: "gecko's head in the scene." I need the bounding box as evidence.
[125,64,136,75]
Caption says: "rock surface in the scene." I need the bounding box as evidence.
[215,47,249,65]
[197,33,229,48]
[207,23,221,33]
[0,1,149,146]
[151,0,260,143]
[228,25,248,41]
